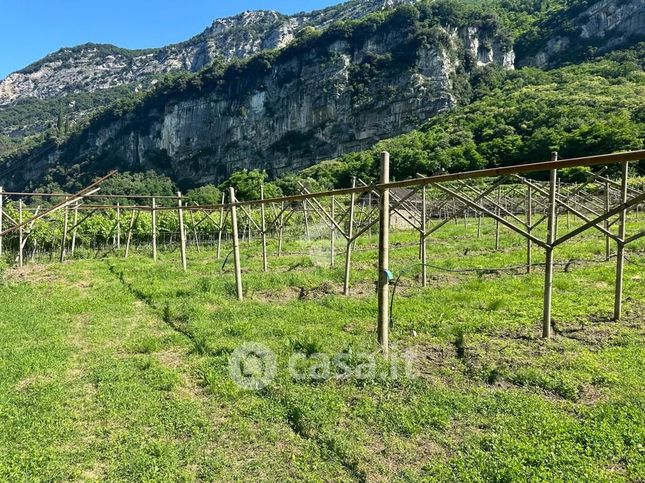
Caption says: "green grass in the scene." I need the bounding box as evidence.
[0,214,644,481]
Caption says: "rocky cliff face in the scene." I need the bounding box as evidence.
[0,0,418,106]
[519,0,645,68]
[3,21,513,190]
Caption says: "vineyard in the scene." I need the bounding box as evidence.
[0,150,644,480]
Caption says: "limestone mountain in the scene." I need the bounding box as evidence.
[0,2,515,190]
[0,0,643,192]
[0,0,418,106]
[517,0,645,67]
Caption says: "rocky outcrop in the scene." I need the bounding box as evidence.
[0,0,419,106]
[2,22,513,190]
[519,0,645,68]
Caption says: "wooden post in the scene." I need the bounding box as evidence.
[116,203,121,249]
[495,187,501,250]
[330,196,336,268]
[527,185,533,274]
[343,178,357,296]
[368,192,373,238]
[18,200,23,268]
[260,185,268,272]
[543,154,558,339]
[303,200,310,240]
[71,201,79,257]
[60,199,69,263]
[177,192,187,271]
[217,193,225,259]
[604,180,611,261]
[0,186,3,257]
[278,201,285,257]
[555,179,561,237]
[190,207,200,252]
[377,152,391,355]
[229,188,243,301]
[125,210,136,258]
[151,198,158,262]
[477,213,482,239]
[614,162,629,321]
[421,185,427,287]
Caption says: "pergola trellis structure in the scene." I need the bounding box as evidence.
[1,150,644,353]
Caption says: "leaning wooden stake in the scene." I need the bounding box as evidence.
[177,192,187,271]
[330,196,336,268]
[229,188,243,301]
[151,198,158,262]
[604,180,611,261]
[190,207,200,252]
[217,193,225,259]
[278,201,285,257]
[343,178,357,296]
[260,185,268,272]
[71,201,79,257]
[303,199,310,240]
[543,154,558,339]
[527,185,533,274]
[614,162,629,321]
[377,152,391,355]
[495,186,501,250]
[18,200,24,267]
[421,185,428,287]
[60,199,69,263]
[125,210,136,258]
[116,203,121,249]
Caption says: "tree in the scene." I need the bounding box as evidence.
[186,185,222,205]
[221,169,271,201]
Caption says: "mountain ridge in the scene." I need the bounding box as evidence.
[0,0,418,106]
[0,0,643,192]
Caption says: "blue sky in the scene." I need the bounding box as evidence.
[0,0,341,79]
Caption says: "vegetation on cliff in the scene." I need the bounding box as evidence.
[0,0,643,195]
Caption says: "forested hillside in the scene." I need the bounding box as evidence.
[0,0,643,194]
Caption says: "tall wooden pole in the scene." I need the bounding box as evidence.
[604,180,611,261]
[377,152,391,355]
[177,192,187,271]
[151,197,158,262]
[60,199,69,263]
[421,185,427,287]
[190,207,200,252]
[125,210,136,258]
[527,185,533,274]
[614,162,629,321]
[229,187,243,301]
[217,193,225,259]
[18,200,23,267]
[303,200,310,240]
[495,186,501,250]
[260,185,268,272]
[278,201,284,257]
[543,153,558,339]
[71,201,79,257]
[330,195,336,268]
[116,203,121,249]
[368,192,373,238]
[343,177,357,296]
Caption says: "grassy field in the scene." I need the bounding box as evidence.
[0,216,644,481]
